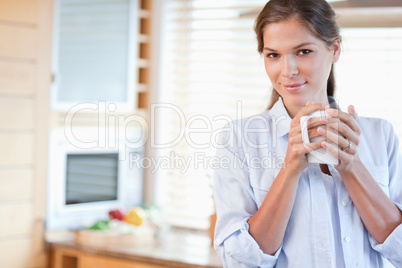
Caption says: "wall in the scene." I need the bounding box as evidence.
[0,0,52,267]
[0,0,154,266]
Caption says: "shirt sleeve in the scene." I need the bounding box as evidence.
[369,120,402,267]
[213,122,280,268]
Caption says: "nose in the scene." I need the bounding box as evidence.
[281,56,298,78]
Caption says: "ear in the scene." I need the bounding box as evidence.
[331,39,341,64]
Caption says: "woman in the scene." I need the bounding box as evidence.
[213,0,402,267]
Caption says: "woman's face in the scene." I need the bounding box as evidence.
[263,18,340,117]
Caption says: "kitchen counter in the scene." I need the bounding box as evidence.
[48,227,223,268]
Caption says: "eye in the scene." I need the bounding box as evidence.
[266,53,279,59]
[298,49,312,55]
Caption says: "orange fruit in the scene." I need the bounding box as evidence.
[124,207,145,226]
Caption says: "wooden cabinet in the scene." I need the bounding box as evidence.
[82,255,164,268]
[51,248,165,268]
[48,229,223,268]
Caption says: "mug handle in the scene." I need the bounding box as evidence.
[300,115,321,160]
[300,115,311,146]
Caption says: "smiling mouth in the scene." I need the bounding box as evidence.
[283,82,307,92]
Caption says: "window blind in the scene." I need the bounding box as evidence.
[159,0,402,230]
[158,0,270,230]
[335,28,402,138]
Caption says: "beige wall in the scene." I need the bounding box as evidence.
[0,0,153,267]
[0,0,52,267]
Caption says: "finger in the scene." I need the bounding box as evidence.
[342,139,355,154]
[326,108,360,133]
[322,140,351,163]
[308,126,333,140]
[323,120,359,145]
[302,140,324,154]
[317,127,356,153]
[308,128,322,139]
[316,124,343,140]
[293,127,322,145]
[348,105,358,120]
[294,102,326,122]
[306,116,330,129]
[289,124,302,138]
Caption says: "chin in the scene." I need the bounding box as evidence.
[283,95,309,108]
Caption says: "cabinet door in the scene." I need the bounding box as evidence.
[51,0,138,112]
[81,255,166,268]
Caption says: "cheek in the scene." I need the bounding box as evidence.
[313,55,333,74]
[307,58,330,79]
[264,61,278,81]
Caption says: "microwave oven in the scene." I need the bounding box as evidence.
[46,127,145,230]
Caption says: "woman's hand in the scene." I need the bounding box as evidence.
[317,105,362,173]
[318,106,402,244]
[284,101,326,175]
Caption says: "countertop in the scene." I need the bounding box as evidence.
[47,227,223,268]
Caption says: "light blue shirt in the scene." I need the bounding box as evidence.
[213,97,402,268]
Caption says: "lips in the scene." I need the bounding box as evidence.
[282,82,307,92]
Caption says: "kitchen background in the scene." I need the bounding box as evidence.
[0,0,402,267]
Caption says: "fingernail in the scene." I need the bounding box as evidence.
[326,109,334,115]
[321,116,328,122]
[322,141,327,148]
[318,127,325,134]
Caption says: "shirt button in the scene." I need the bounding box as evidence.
[342,200,347,206]
[216,237,222,244]
[344,237,351,243]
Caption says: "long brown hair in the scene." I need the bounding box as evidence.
[254,0,341,109]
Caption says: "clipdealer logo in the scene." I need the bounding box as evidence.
[62,101,288,170]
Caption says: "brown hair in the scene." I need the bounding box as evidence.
[254,0,341,109]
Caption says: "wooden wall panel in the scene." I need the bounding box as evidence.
[0,238,31,268]
[0,133,33,166]
[0,98,34,129]
[0,0,51,267]
[0,25,38,60]
[0,203,33,237]
[0,0,39,24]
[0,169,33,201]
[0,61,36,95]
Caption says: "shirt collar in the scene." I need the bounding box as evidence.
[269,96,340,137]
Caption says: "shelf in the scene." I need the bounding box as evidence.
[137,58,149,68]
[138,34,150,43]
[137,83,148,93]
[138,9,151,19]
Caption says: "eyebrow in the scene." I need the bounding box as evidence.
[263,42,316,52]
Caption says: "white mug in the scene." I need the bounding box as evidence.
[300,110,339,165]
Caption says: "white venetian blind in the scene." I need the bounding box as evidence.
[158,0,270,230]
[158,0,402,230]
[335,28,402,138]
